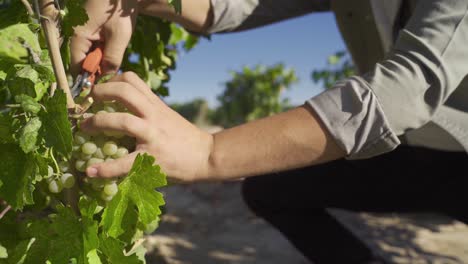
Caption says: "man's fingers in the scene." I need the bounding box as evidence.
[80,112,148,139]
[70,32,94,76]
[110,72,157,102]
[91,82,153,118]
[101,19,134,74]
[86,152,140,178]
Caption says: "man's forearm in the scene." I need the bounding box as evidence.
[138,0,213,33]
[205,106,346,181]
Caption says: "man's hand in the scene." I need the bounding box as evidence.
[70,0,138,75]
[80,72,214,183]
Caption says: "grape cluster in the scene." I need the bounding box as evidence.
[46,164,76,194]
[69,101,135,201]
[45,92,135,202]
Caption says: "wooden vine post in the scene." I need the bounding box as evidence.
[39,0,80,212]
[38,0,75,109]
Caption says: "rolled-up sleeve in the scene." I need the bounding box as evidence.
[307,0,468,159]
[207,0,330,34]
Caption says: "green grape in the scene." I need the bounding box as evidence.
[48,179,63,194]
[112,147,129,159]
[103,181,118,196]
[93,147,106,159]
[80,152,92,161]
[47,166,54,177]
[60,173,75,189]
[90,178,105,191]
[87,158,104,168]
[103,141,118,156]
[96,110,107,115]
[94,205,104,214]
[59,161,69,172]
[75,160,87,172]
[105,157,114,162]
[82,142,97,155]
[74,131,89,145]
[72,144,81,152]
[100,192,114,202]
[103,105,116,113]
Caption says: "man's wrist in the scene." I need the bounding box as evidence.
[195,130,217,182]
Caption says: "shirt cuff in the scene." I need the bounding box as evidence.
[305,77,401,160]
[207,0,257,34]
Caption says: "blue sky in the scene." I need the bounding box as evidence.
[165,11,346,107]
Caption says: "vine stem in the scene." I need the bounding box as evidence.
[38,0,75,109]
[0,205,12,220]
[38,0,80,214]
[21,0,34,16]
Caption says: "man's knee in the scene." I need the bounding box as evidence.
[241,176,273,217]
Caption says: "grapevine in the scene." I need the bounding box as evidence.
[0,0,196,262]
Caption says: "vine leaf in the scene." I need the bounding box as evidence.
[40,90,73,157]
[17,203,100,264]
[0,114,14,144]
[168,0,182,14]
[0,24,41,63]
[15,95,42,114]
[101,153,167,238]
[98,236,142,264]
[62,0,89,39]
[19,117,42,153]
[0,144,35,210]
[0,243,7,259]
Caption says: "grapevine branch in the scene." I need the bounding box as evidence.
[37,0,75,109]
[38,0,80,213]
[21,0,34,16]
[0,205,11,220]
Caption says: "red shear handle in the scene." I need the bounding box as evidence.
[82,47,103,75]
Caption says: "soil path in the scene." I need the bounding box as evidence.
[145,182,468,264]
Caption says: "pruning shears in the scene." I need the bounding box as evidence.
[71,47,103,98]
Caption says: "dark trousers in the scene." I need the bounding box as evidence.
[241,146,468,264]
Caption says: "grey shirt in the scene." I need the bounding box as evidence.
[207,0,468,159]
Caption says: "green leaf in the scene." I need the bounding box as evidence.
[183,34,199,51]
[79,198,100,260]
[40,90,73,157]
[8,238,36,264]
[0,244,7,259]
[0,1,30,29]
[0,24,41,63]
[62,0,89,39]
[101,153,167,238]
[0,114,14,143]
[19,117,42,153]
[0,144,35,210]
[98,236,141,264]
[21,204,101,264]
[86,249,102,264]
[15,95,42,114]
[7,64,48,101]
[168,0,182,14]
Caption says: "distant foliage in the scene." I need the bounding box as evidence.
[170,98,212,126]
[311,50,355,89]
[213,64,297,128]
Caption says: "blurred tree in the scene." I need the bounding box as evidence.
[311,50,355,89]
[212,64,298,128]
[170,98,212,126]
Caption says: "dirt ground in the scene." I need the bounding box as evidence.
[144,181,468,264]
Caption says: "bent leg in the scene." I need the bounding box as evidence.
[242,146,468,263]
